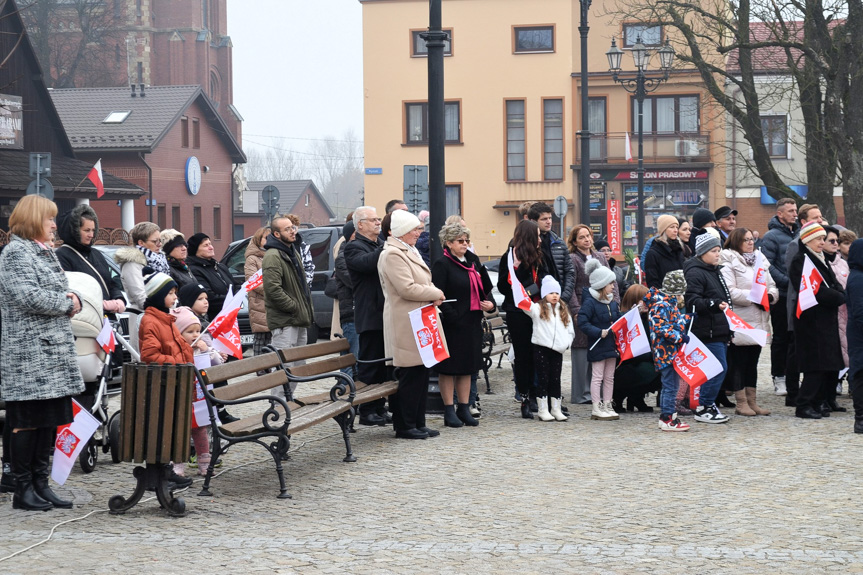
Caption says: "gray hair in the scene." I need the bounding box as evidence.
[353,205,377,222]
[439,222,470,245]
[130,221,160,245]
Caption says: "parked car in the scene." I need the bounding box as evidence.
[221,225,342,347]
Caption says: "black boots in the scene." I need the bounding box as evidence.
[1,422,15,493]
[32,428,73,509]
[443,405,464,428]
[11,429,53,511]
[715,391,736,408]
[521,399,534,419]
[456,404,479,427]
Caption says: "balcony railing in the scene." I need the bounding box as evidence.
[575,131,711,164]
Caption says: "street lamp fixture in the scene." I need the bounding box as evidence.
[606,36,675,252]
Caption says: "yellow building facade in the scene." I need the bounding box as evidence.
[360,0,726,259]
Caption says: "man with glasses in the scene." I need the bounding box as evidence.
[345,206,392,426]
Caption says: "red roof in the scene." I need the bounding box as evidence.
[726,21,804,73]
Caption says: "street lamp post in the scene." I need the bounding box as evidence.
[578,0,592,230]
[606,37,675,253]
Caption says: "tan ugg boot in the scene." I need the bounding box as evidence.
[734,390,756,416]
[746,387,771,416]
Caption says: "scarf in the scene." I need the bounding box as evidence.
[444,248,483,311]
[742,252,758,267]
[805,245,826,265]
[394,236,422,259]
[137,244,170,274]
[167,255,189,272]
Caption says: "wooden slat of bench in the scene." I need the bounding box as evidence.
[220,400,351,438]
[288,355,355,378]
[486,317,506,329]
[212,369,288,402]
[203,352,282,385]
[490,343,511,356]
[278,339,349,364]
[353,380,399,403]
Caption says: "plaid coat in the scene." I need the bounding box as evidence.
[0,235,84,402]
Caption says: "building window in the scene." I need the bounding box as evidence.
[623,23,662,47]
[192,118,200,149]
[193,206,202,234]
[445,184,462,216]
[405,101,461,144]
[305,194,310,207]
[411,29,453,57]
[180,116,189,148]
[632,95,699,133]
[762,116,788,158]
[588,97,607,160]
[172,205,181,229]
[543,98,564,180]
[513,26,554,53]
[505,99,526,181]
[156,204,166,229]
[213,206,221,240]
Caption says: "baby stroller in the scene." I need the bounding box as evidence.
[66,272,139,472]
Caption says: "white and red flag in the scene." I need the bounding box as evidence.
[212,321,243,359]
[724,308,768,347]
[51,399,100,485]
[611,307,651,362]
[673,332,724,408]
[796,254,823,318]
[507,248,532,311]
[87,160,104,198]
[747,251,770,311]
[625,132,633,162]
[191,354,220,428]
[243,268,263,292]
[207,285,245,339]
[96,317,115,354]
[409,304,450,368]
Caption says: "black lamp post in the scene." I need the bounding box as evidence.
[577,0,592,229]
[606,37,675,253]
[423,0,447,263]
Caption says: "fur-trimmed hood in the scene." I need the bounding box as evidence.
[114,246,147,266]
[57,204,99,253]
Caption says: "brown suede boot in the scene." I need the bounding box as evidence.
[746,387,771,415]
[734,390,756,416]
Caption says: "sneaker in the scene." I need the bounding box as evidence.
[694,405,730,424]
[773,376,787,396]
[659,413,690,431]
[513,391,524,403]
[469,404,481,418]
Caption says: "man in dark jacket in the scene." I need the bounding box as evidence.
[845,239,863,432]
[713,206,737,244]
[333,222,358,377]
[758,198,798,396]
[528,202,574,303]
[345,205,391,426]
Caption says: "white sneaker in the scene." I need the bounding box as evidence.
[694,405,729,424]
[602,400,620,420]
[773,376,787,396]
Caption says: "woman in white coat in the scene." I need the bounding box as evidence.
[720,227,778,415]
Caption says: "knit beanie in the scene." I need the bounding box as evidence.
[390,210,422,238]
[662,269,687,295]
[800,221,826,244]
[586,258,616,290]
[695,233,721,257]
[170,306,201,335]
[692,208,716,229]
[161,229,187,255]
[143,271,177,308]
[656,214,678,238]
[540,275,561,298]
[187,232,210,258]
[594,239,610,251]
[178,282,208,309]
[342,220,355,241]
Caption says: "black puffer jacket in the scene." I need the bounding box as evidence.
[55,204,125,302]
[683,257,732,343]
[541,231,575,303]
[186,255,237,316]
[333,241,354,324]
[759,215,798,294]
[344,233,385,333]
[644,238,686,289]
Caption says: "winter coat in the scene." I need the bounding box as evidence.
[788,240,845,373]
[497,249,547,313]
[528,301,575,355]
[167,257,197,291]
[334,241,355,324]
[845,240,863,381]
[759,215,798,294]
[187,254,236,317]
[416,231,431,266]
[827,252,849,366]
[541,231,575,303]
[644,238,686,289]
[683,257,732,344]
[719,249,778,346]
[643,287,692,370]
[114,246,148,309]
[378,237,445,367]
[577,287,621,362]
[244,240,268,333]
[345,233,386,333]
[139,306,195,365]
[262,235,314,331]
[567,250,620,349]
[330,235,346,337]
[0,235,85,402]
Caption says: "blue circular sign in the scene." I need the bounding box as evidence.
[185,156,201,196]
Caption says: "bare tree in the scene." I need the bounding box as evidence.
[243,140,307,181]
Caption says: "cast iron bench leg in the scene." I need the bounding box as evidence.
[336,407,357,463]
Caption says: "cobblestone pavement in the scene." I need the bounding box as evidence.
[1,353,862,574]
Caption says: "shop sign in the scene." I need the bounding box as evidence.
[613,169,708,181]
[0,94,23,149]
[667,190,705,206]
[589,182,605,210]
[624,186,665,210]
[607,200,621,253]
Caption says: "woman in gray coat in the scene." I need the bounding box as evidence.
[0,195,85,511]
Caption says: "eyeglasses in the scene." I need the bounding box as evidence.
[360,217,382,223]
[743,238,755,243]
[453,238,470,244]
[148,238,162,245]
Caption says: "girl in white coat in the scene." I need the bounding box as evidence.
[526,276,575,421]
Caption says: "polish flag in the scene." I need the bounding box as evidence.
[610,307,651,362]
[212,320,244,359]
[87,160,104,199]
[747,251,770,311]
[409,304,450,368]
[625,132,633,162]
[51,399,100,485]
[796,255,823,318]
[243,268,263,292]
[208,285,245,339]
[724,308,768,347]
[96,317,115,354]
[507,248,532,311]
[673,332,723,407]
[191,354,220,428]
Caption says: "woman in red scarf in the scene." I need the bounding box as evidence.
[431,222,496,428]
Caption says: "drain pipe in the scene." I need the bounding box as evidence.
[139,152,153,222]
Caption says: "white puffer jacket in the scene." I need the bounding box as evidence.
[527,301,575,354]
[719,249,779,346]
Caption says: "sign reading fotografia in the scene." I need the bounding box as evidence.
[0,94,23,149]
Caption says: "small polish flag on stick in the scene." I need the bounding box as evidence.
[96,317,116,354]
[507,248,533,312]
[52,400,100,485]
[87,160,104,198]
[747,251,771,311]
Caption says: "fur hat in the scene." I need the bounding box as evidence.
[692,208,716,229]
[695,233,721,257]
[178,283,208,309]
[170,306,201,335]
[187,232,210,258]
[800,221,826,244]
[390,210,422,238]
[586,258,616,290]
[540,275,561,298]
[160,229,186,255]
[662,269,687,295]
[656,214,678,238]
[143,271,177,307]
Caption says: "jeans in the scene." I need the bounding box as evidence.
[699,341,728,408]
[659,365,680,417]
[340,322,359,378]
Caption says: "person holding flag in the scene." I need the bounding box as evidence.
[720,228,778,416]
[788,221,846,419]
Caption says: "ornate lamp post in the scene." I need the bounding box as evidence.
[606,37,675,252]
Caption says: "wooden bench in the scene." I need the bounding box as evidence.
[480,310,511,393]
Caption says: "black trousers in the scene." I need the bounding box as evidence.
[726,344,762,391]
[786,333,800,400]
[769,295,788,377]
[391,365,429,431]
[797,370,838,410]
[850,373,863,419]
[357,330,390,416]
[506,309,535,396]
[533,346,562,398]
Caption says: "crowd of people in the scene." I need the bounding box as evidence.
[2,194,863,511]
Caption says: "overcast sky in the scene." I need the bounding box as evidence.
[227,0,365,156]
